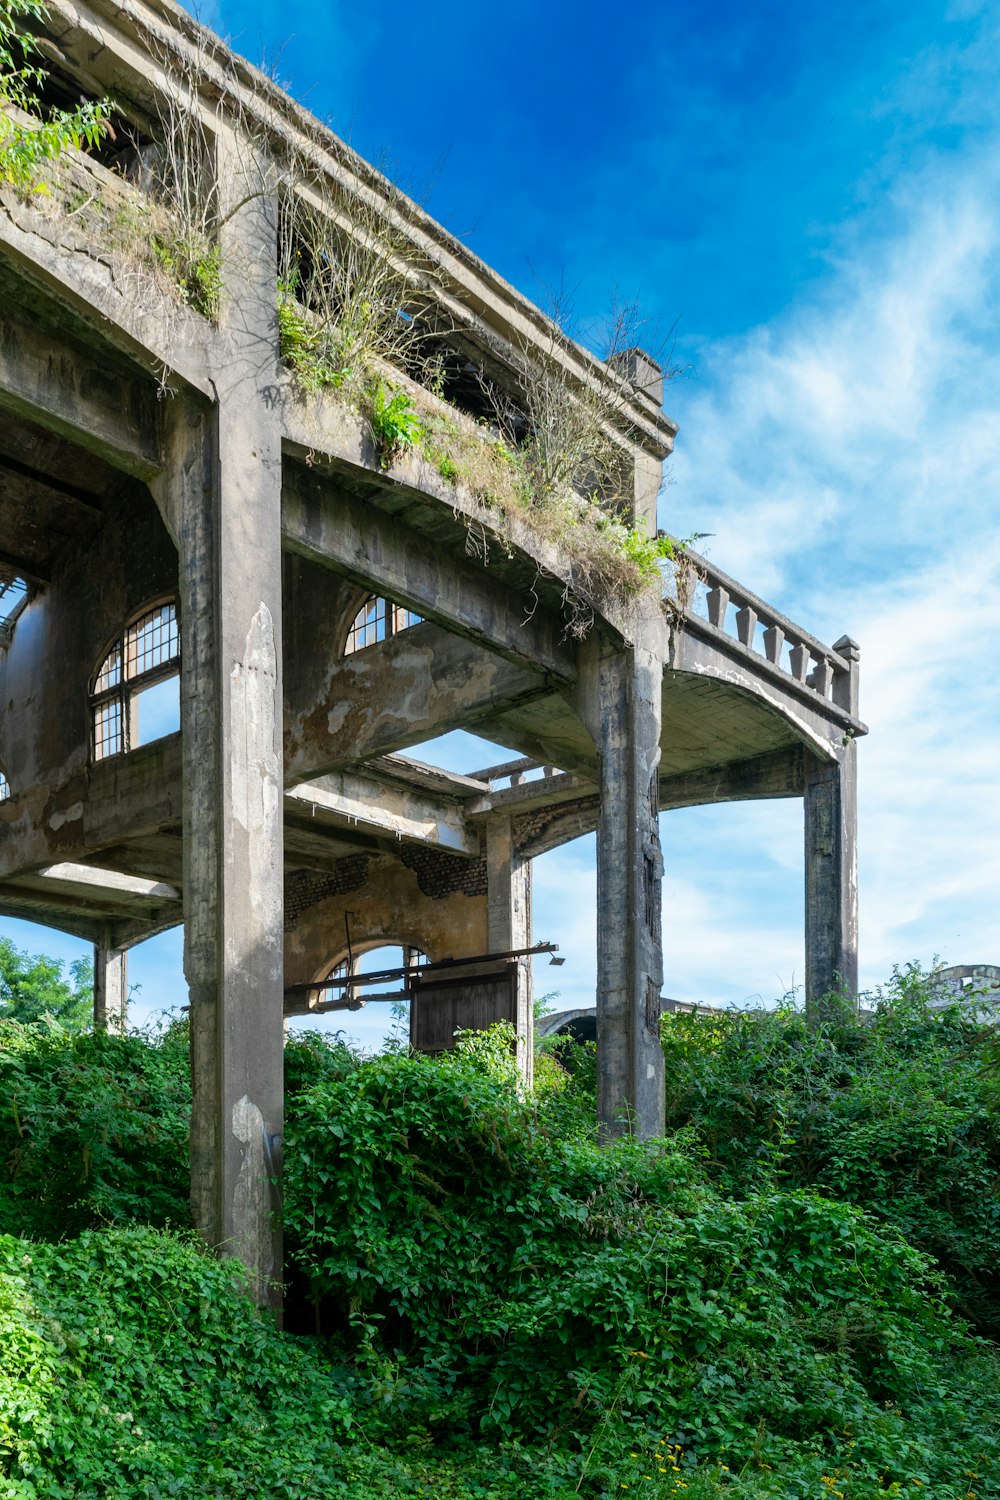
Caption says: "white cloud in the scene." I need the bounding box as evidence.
[657,116,1000,996]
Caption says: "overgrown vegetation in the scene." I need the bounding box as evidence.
[662,965,1000,1340]
[2,988,1000,1497]
[275,241,682,607]
[4,0,682,607]
[0,0,108,190]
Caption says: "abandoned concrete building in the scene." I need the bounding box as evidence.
[0,0,865,1303]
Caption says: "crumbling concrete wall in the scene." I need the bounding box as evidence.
[284,850,489,994]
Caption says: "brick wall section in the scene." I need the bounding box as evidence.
[284,855,370,929]
[400,846,487,899]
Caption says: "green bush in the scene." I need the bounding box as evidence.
[283,1042,1000,1494]
[0,1020,190,1238]
[661,966,1000,1337]
[0,1228,591,1498]
[3,1002,1000,1496]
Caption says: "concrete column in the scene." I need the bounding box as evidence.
[486,817,533,1085]
[804,636,860,1016]
[804,747,858,1013]
[593,640,665,1139]
[161,130,284,1308]
[93,941,127,1034]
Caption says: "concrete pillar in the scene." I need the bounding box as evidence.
[164,131,284,1308]
[804,748,858,1014]
[593,640,665,1139]
[486,817,533,1085]
[804,637,860,1016]
[93,941,127,1034]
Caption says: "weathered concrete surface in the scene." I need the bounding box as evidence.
[281,467,578,682]
[284,621,550,785]
[579,624,667,1140]
[486,817,533,1083]
[0,288,161,479]
[93,940,128,1033]
[804,744,858,1011]
[153,140,285,1310]
[283,851,488,1000]
[286,771,479,856]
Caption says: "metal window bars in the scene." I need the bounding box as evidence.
[92,601,180,762]
[344,596,421,655]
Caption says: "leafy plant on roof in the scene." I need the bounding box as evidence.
[0,0,109,191]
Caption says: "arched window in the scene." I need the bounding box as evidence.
[92,601,180,761]
[316,943,428,1007]
[345,595,421,655]
[0,769,9,802]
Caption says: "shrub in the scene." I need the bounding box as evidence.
[0,1228,587,1498]
[282,1040,1000,1493]
[661,966,1000,1337]
[0,1019,190,1238]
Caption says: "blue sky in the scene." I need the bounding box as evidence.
[5,0,1000,1040]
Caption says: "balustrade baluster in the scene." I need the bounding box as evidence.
[763,623,785,664]
[736,604,757,648]
[808,659,833,697]
[789,643,809,681]
[706,585,729,628]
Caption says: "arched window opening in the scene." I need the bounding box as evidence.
[317,943,428,1007]
[345,595,421,655]
[0,769,10,802]
[92,601,180,761]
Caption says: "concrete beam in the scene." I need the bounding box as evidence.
[34,861,179,902]
[285,623,551,785]
[281,471,578,683]
[286,771,479,857]
[0,876,177,930]
[670,626,863,759]
[0,739,182,882]
[660,746,805,809]
[0,298,161,479]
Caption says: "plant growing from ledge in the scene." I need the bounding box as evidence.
[365,379,424,467]
[0,0,109,191]
[277,170,437,391]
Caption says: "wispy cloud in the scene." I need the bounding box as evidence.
[655,77,1000,996]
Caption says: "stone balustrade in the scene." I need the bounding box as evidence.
[665,547,860,719]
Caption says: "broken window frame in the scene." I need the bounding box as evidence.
[91,599,180,762]
[0,768,10,803]
[315,943,429,1007]
[344,595,421,655]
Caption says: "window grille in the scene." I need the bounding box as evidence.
[344,596,421,655]
[92,601,180,762]
[0,576,28,633]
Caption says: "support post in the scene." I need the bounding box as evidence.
[93,941,127,1034]
[485,817,533,1084]
[161,131,284,1309]
[804,638,859,1016]
[593,639,665,1139]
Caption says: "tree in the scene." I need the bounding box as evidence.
[0,0,108,190]
[0,936,93,1028]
